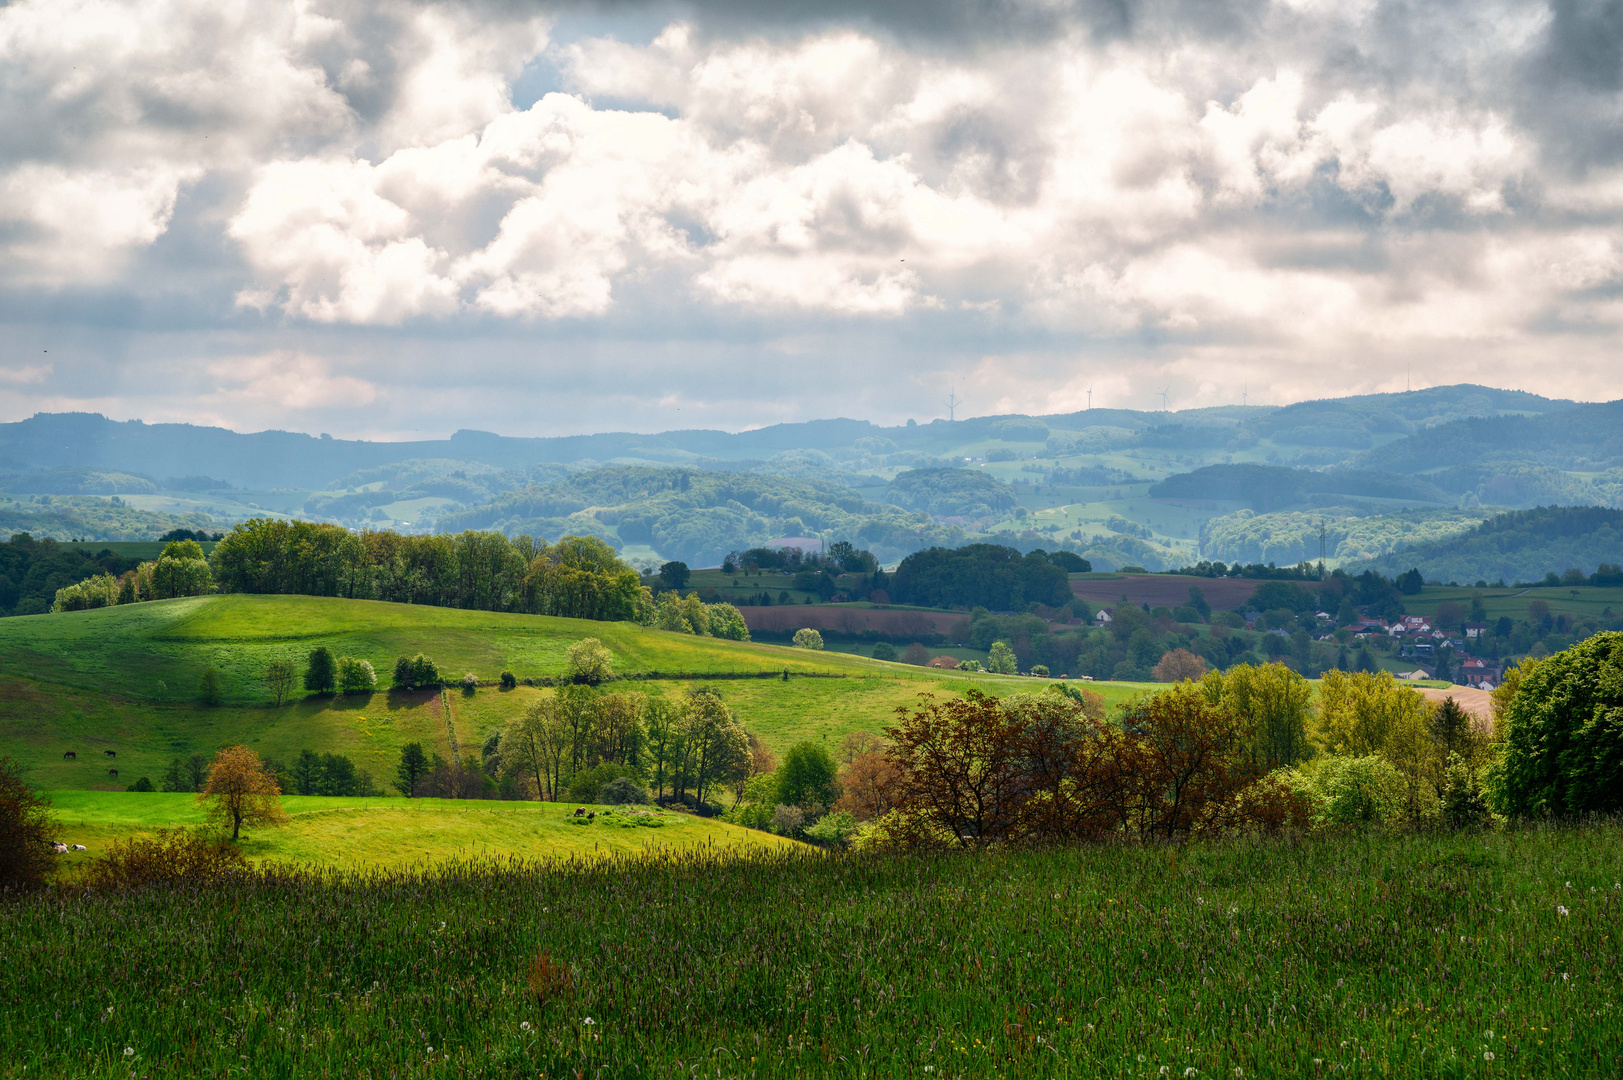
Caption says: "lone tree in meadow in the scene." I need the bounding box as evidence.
[198,746,288,842]
[987,641,1018,674]
[565,637,614,685]
[304,646,337,694]
[395,743,429,798]
[264,656,296,707]
[792,628,824,650]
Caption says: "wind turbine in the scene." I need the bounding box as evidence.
[945,388,965,422]
[1158,385,1170,412]
[1086,386,1093,411]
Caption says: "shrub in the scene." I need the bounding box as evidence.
[461,672,478,693]
[80,828,247,891]
[499,670,517,690]
[304,647,337,694]
[1440,753,1490,830]
[871,642,897,662]
[410,654,442,688]
[956,659,981,672]
[338,657,376,695]
[1289,755,1407,827]
[792,628,824,650]
[393,655,414,688]
[1031,664,1050,677]
[565,638,614,685]
[599,777,652,805]
[771,804,805,835]
[126,776,155,792]
[568,763,638,804]
[0,756,58,891]
[803,809,858,846]
[903,642,931,666]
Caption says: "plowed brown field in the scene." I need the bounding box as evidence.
[1071,574,1263,611]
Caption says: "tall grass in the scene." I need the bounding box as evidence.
[3,823,1619,1077]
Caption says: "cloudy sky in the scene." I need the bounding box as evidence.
[1,0,1621,439]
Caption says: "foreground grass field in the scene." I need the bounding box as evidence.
[3,823,1618,1078]
[42,791,793,870]
[0,595,1157,789]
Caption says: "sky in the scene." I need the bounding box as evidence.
[2,0,1622,440]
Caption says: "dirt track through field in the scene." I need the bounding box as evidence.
[1071,574,1263,611]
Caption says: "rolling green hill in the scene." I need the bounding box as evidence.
[1,595,1154,793]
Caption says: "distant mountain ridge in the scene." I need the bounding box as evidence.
[0,384,1580,490]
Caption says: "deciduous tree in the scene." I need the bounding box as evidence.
[198,746,288,842]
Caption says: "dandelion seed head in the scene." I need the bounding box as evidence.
[583,1017,596,1026]
[1484,1051,1495,1061]
[123,1048,134,1057]
[1558,905,1570,916]
[520,1021,531,1032]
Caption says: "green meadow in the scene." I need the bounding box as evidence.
[3,823,1618,1078]
[41,791,792,870]
[1,594,1159,792]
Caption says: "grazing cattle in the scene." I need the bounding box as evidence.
[587,811,596,821]
[71,844,87,851]
[574,807,586,816]
[51,843,68,854]
[63,750,76,760]
[104,750,116,757]
[108,768,118,778]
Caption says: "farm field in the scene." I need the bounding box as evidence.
[1,594,1154,789]
[1070,572,1262,610]
[3,823,1618,1077]
[1399,584,1623,623]
[40,791,791,870]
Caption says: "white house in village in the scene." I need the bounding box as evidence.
[1094,609,1112,625]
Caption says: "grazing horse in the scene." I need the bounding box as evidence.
[587,811,596,821]
[104,749,116,757]
[574,807,586,816]
[108,768,118,778]
[63,750,76,759]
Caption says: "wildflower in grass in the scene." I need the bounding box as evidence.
[123,1048,134,1057]
[1558,905,1569,916]
[520,1021,531,1032]
[583,1017,596,1027]
[1186,1070,1197,1077]
[1484,1052,1495,1061]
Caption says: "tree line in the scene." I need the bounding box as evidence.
[209,520,647,621]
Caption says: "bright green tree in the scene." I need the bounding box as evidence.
[987,641,1017,674]
[775,741,840,811]
[304,647,337,694]
[792,628,824,650]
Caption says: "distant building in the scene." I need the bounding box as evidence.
[1094,609,1112,625]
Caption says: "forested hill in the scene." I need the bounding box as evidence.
[1150,464,1447,511]
[0,386,1577,490]
[432,466,975,566]
[1356,399,1623,474]
[1350,506,1623,584]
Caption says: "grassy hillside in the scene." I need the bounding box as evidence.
[1,595,1158,791]
[43,791,792,870]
